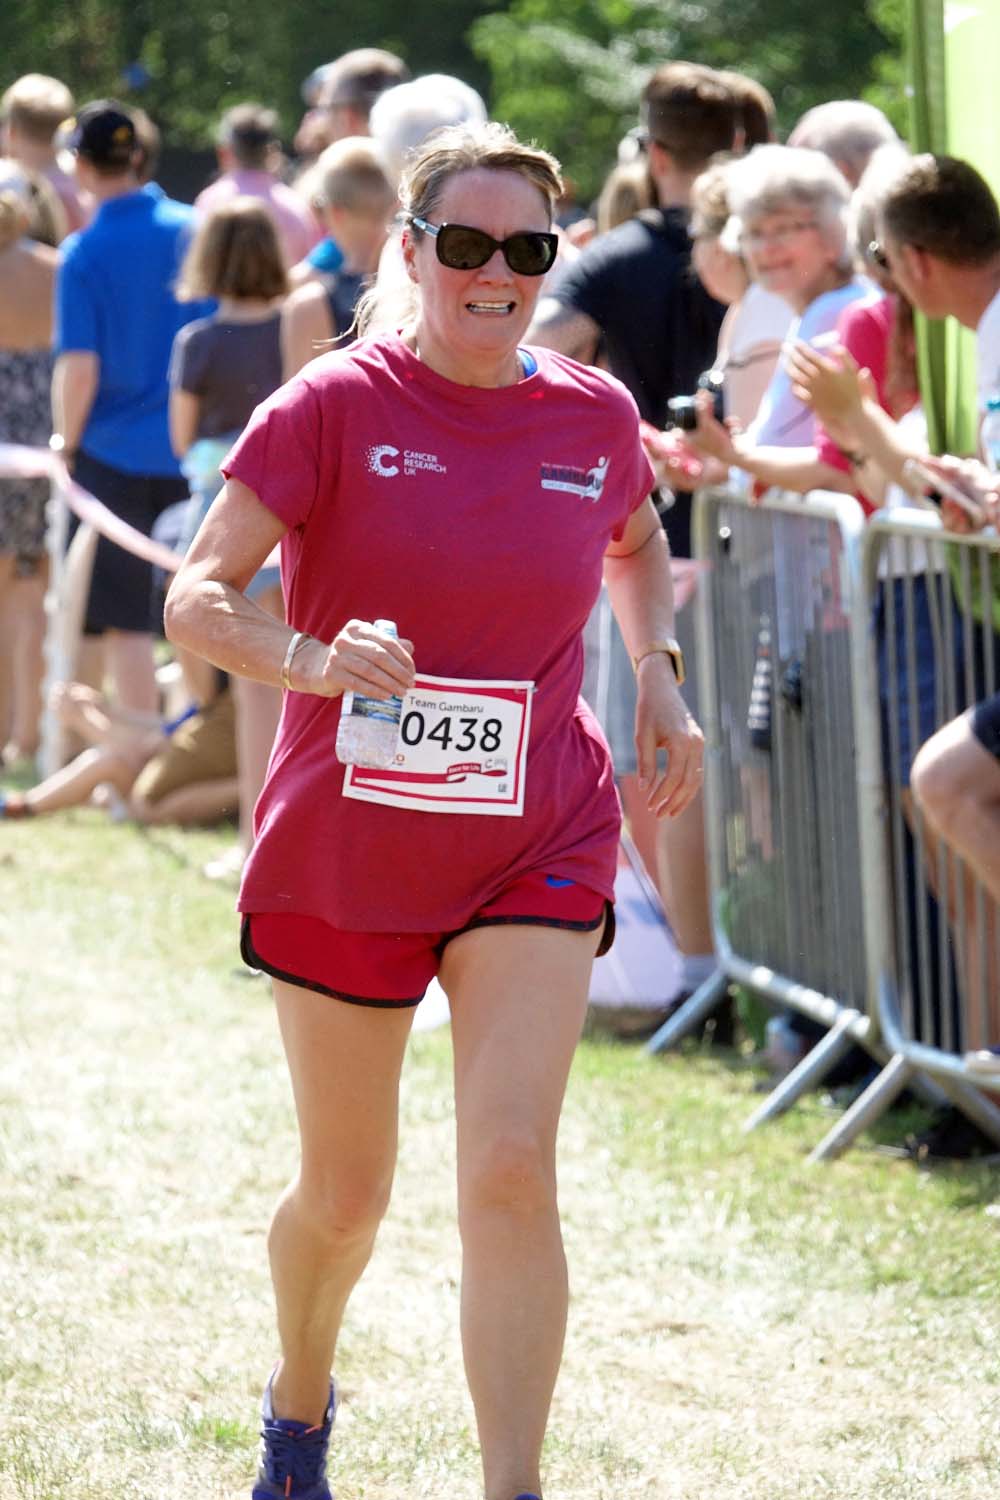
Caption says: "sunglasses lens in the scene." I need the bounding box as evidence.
[436,225,493,270]
[505,232,557,275]
[433,224,558,276]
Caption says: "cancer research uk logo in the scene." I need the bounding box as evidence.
[366,443,447,479]
[540,455,609,503]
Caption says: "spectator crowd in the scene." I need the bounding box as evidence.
[1,43,998,1124]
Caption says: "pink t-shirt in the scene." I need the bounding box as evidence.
[224,333,655,932]
[195,169,320,267]
[815,295,893,489]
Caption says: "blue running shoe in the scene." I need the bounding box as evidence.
[251,1371,335,1500]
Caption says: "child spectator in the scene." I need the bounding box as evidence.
[1,73,82,235]
[170,196,289,880]
[281,138,394,377]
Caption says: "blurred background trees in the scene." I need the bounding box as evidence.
[2,0,905,200]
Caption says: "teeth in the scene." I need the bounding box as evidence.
[467,302,514,314]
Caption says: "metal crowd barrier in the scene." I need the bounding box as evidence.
[647,486,1000,1162]
[826,508,1000,1154]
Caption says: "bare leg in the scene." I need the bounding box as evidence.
[0,554,17,754]
[17,742,150,816]
[911,715,1000,906]
[5,563,48,760]
[655,787,713,957]
[911,723,1000,1043]
[172,642,220,708]
[130,776,239,826]
[617,773,658,882]
[104,628,159,716]
[441,923,599,1500]
[266,979,414,1426]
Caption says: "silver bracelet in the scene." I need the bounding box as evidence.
[280,631,312,692]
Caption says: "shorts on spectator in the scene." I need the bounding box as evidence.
[71,451,188,634]
[241,871,615,1007]
[971,690,1000,760]
[132,689,238,806]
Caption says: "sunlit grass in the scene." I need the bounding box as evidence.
[2,809,999,1499]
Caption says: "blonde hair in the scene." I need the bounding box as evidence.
[357,121,563,337]
[689,157,734,241]
[312,136,395,214]
[177,197,288,301]
[1,73,74,145]
[0,157,63,248]
[596,160,653,236]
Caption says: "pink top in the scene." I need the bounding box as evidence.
[45,162,88,236]
[194,169,320,266]
[225,333,654,932]
[815,295,894,490]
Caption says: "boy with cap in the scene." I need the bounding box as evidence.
[52,100,208,716]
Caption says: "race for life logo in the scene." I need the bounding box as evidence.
[366,443,447,479]
[540,455,609,503]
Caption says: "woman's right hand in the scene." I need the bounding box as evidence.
[295,620,416,699]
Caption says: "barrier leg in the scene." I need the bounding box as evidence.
[742,1008,862,1132]
[931,1076,1000,1150]
[644,969,730,1054]
[807,1053,915,1163]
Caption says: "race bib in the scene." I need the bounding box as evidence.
[342,673,533,816]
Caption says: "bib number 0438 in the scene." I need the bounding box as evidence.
[400,711,503,755]
[341,673,533,816]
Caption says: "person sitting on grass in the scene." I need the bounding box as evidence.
[0,679,238,825]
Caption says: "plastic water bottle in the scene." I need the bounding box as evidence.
[982,395,1000,473]
[334,619,402,769]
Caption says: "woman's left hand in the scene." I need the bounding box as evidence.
[634,655,705,818]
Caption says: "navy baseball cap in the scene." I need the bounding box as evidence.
[68,100,136,167]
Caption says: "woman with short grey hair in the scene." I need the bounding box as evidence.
[652,144,874,491]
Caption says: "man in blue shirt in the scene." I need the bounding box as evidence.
[52,100,202,715]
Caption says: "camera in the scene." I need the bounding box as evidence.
[667,368,725,431]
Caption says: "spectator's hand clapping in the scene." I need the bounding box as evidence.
[787,341,876,432]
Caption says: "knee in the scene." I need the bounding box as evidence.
[289,1168,393,1252]
[459,1132,555,1225]
[911,737,967,830]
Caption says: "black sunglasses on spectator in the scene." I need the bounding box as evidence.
[410,217,559,276]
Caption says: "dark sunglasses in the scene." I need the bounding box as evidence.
[868,239,890,272]
[410,216,558,276]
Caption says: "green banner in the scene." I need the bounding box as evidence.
[907,0,1000,454]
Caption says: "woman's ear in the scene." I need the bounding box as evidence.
[401,228,419,284]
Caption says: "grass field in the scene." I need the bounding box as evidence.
[3,808,1000,1500]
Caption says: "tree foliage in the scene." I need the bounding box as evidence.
[0,0,497,145]
[471,0,906,199]
[1,0,906,197]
